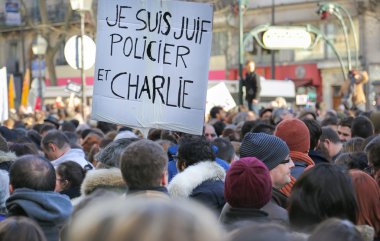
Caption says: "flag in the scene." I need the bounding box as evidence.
[0,67,8,122]
[8,74,15,110]
[20,68,30,107]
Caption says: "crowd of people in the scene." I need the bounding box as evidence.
[0,100,379,241]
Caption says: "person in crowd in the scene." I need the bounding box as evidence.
[240,132,294,209]
[55,161,85,199]
[337,116,354,142]
[39,125,56,137]
[204,124,217,141]
[298,110,317,121]
[8,142,39,156]
[349,170,380,239]
[0,135,17,172]
[213,121,226,137]
[209,106,226,125]
[318,127,343,162]
[288,164,357,233]
[341,137,365,153]
[364,135,380,186]
[251,122,275,135]
[335,152,369,171]
[0,170,9,221]
[370,111,380,134]
[66,197,224,241]
[63,131,82,149]
[303,119,329,165]
[308,218,365,241]
[259,108,273,122]
[243,60,261,113]
[120,139,169,196]
[220,157,288,228]
[212,138,236,164]
[0,216,47,241]
[168,135,225,213]
[6,155,72,241]
[81,130,104,157]
[240,120,259,141]
[41,130,92,169]
[321,115,339,131]
[351,116,375,139]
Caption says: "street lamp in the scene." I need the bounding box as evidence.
[70,0,93,120]
[32,34,47,110]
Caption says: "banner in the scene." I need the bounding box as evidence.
[21,68,30,108]
[92,0,213,135]
[5,0,21,25]
[0,68,8,122]
[8,74,15,110]
[206,82,236,116]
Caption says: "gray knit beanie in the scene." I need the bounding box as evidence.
[240,132,289,170]
[0,135,9,152]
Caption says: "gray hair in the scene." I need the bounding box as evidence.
[95,138,139,168]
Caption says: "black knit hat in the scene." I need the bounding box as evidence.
[240,132,289,170]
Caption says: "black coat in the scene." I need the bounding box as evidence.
[243,72,261,101]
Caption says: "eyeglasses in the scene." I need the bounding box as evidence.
[279,159,291,165]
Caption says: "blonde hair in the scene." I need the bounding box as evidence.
[67,197,224,241]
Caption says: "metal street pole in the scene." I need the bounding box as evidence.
[238,0,244,106]
[38,55,43,109]
[271,0,275,79]
[80,11,86,120]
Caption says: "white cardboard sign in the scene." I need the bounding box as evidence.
[92,0,213,135]
[206,82,236,116]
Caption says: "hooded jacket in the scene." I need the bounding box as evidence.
[6,188,72,241]
[168,161,226,213]
[51,148,91,169]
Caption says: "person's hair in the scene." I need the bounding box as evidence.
[335,152,369,171]
[9,155,56,191]
[303,119,322,150]
[41,130,70,150]
[56,161,85,189]
[212,138,235,163]
[339,116,354,128]
[63,131,81,149]
[96,138,139,169]
[364,135,380,169]
[308,218,364,241]
[321,116,339,127]
[227,223,294,241]
[120,139,168,189]
[39,124,55,135]
[213,121,226,137]
[26,130,42,150]
[0,216,47,241]
[96,121,117,135]
[0,170,9,209]
[67,197,224,241]
[210,106,223,119]
[221,128,239,142]
[147,129,162,141]
[8,142,39,156]
[341,137,365,153]
[320,127,340,144]
[351,116,374,139]
[177,135,215,167]
[250,123,275,135]
[349,170,380,237]
[61,121,76,132]
[240,120,259,140]
[288,163,357,232]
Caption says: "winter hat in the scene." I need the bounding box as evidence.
[274,118,310,153]
[240,132,289,170]
[225,157,272,209]
[0,135,9,152]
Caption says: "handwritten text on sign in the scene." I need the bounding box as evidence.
[92,0,213,135]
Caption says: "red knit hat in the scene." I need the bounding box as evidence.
[274,118,310,153]
[225,157,272,209]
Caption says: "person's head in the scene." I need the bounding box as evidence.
[63,131,81,149]
[274,118,310,153]
[250,123,275,135]
[41,130,71,160]
[212,138,235,163]
[177,135,215,171]
[259,108,273,121]
[321,116,339,131]
[67,197,224,241]
[349,170,380,237]
[120,139,168,189]
[288,164,357,232]
[337,117,354,142]
[364,135,380,174]
[95,138,139,169]
[298,110,317,121]
[271,108,293,125]
[55,161,85,192]
[60,121,76,132]
[319,127,342,161]
[224,157,272,209]
[246,60,256,72]
[39,124,56,137]
[341,137,365,153]
[9,155,56,192]
[303,119,322,151]
[213,121,226,137]
[227,222,294,241]
[0,170,9,209]
[240,120,259,140]
[204,124,217,141]
[240,133,293,189]
[209,106,225,121]
[308,218,364,241]
[351,116,375,139]
[8,142,39,156]
[0,216,47,241]
[335,152,369,171]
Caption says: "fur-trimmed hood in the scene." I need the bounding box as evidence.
[81,168,126,196]
[168,161,225,198]
[0,151,16,164]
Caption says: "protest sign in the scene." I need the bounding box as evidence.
[92,0,213,135]
[206,82,236,117]
[0,67,8,122]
